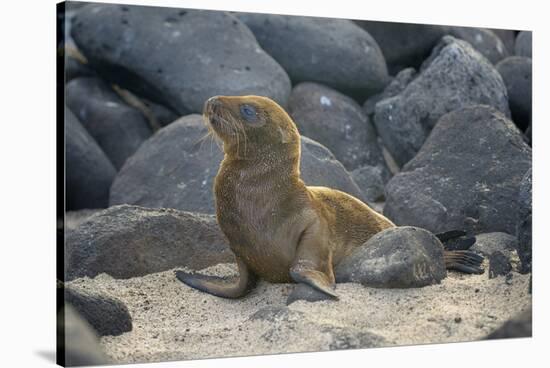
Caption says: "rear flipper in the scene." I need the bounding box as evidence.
[444,250,485,274]
[175,257,256,299]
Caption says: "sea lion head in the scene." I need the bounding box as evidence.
[203,95,300,159]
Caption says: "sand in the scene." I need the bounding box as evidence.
[66,263,531,365]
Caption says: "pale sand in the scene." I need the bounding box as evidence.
[66,264,531,364]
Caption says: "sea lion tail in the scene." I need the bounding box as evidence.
[443,250,484,274]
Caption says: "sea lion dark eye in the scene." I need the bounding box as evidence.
[239,104,257,122]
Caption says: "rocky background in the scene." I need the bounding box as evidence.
[59,2,532,366]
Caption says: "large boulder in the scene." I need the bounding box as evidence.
[517,168,532,273]
[335,226,447,288]
[71,4,291,113]
[66,77,153,169]
[64,286,132,336]
[288,82,388,174]
[384,106,532,235]
[496,56,532,130]
[514,31,532,58]
[65,107,116,210]
[373,36,510,167]
[447,27,509,64]
[110,114,366,213]
[236,13,389,99]
[65,205,233,280]
[353,21,448,75]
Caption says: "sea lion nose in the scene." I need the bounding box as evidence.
[206,96,225,113]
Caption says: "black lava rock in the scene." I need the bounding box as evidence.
[496,56,532,130]
[65,205,234,280]
[110,114,366,213]
[65,107,116,210]
[351,165,386,202]
[517,168,532,273]
[363,67,416,116]
[71,4,291,113]
[288,82,389,173]
[471,232,518,258]
[514,31,532,58]
[384,105,531,235]
[335,226,447,288]
[64,287,132,336]
[373,36,510,167]
[66,77,153,169]
[488,251,512,278]
[236,13,389,99]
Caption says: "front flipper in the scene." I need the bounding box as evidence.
[175,257,256,299]
[290,260,339,299]
[290,223,339,300]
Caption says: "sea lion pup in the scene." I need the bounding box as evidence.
[176,95,483,299]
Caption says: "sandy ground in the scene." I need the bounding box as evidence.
[66,263,531,365]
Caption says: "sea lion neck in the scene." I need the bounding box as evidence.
[221,142,301,180]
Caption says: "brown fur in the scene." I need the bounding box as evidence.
[176,95,395,299]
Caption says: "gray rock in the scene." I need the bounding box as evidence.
[447,27,509,64]
[517,168,532,273]
[286,284,334,305]
[288,82,388,172]
[71,4,290,113]
[354,21,448,75]
[299,136,367,203]
[384,106,531,235]
[490,29,517,55]
[496,56,532,130]
[237,13,389,99]
[488,251,512,279]
[485,306,532,339]
[65,56,95,81]
[65,205,233,280]
[142,98,179,127]
[363,68,416,116]
[110,114,366,213]
[514,31,532,58]
[65,107,116,210]
[471,232,518,258]
[59,304,110,366]
[351,165,386,202]
[65,209,102,233]
[374,36,510,167]
[64,286,132,336]
[66,77,153,169]
[335,226,447,288]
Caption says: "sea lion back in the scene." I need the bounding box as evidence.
[306,186,395,263]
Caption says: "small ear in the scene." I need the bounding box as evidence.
[278,126,292,144]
